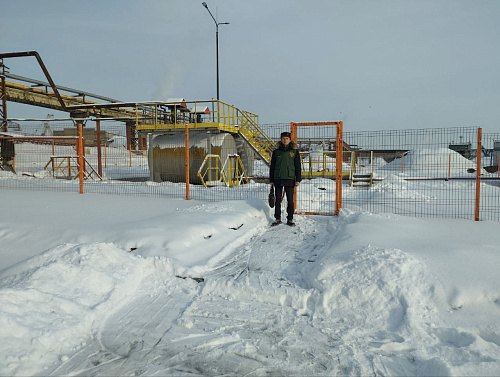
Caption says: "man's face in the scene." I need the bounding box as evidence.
[281,136,291,146]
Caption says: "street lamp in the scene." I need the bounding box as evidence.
[202,2,229,101]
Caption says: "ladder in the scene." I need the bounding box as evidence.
[237,110,275,167]
[349,151,373,187]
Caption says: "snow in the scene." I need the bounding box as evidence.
[1,188,500,376]
[378,148,485,178]
[1,145,500,375]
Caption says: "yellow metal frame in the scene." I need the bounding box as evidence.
[299,151,350,178]
[197,154,228,187]
[223,154,248,187]
[197,154,249,187]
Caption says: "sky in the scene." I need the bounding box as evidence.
[2,0,500,133]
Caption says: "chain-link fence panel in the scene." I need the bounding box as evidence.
[342,127,500,221]
[2,120,498,222]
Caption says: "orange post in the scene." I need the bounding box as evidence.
[185,125,190,200]
[77,123,84,194]
[335,121,343,215]
[475,128,482,221]
[129,144,132,167]
[104,143,107,168]
[291,122,298,210]
[96,116,102,177]
[401,153,405,173]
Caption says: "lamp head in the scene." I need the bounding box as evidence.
[202,2,208,8]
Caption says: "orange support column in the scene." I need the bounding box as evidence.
[475,127,482,221]
[96,115,102,177]
[291,122,298,210]
[77,123,84,194]
[185,125,190,200]
[335,121,343,215]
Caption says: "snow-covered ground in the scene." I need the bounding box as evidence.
[1,188,500,376]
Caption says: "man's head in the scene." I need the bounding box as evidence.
[280,131,291,146]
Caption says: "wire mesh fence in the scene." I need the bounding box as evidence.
[343,127,500,221]
[1,120,499,222]
[481,132,500,221]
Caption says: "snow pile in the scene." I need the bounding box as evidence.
[379,148,483,178]
[0,243,175,375]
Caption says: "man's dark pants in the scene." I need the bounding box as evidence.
[274,182,295,221]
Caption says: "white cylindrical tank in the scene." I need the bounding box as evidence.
[150,132,238,184]
[234,134,255,177]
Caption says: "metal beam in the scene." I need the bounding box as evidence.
[0,51,67,110]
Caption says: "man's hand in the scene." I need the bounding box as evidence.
[295,182,300,186]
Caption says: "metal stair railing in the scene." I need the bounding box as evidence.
[237,109,275,167]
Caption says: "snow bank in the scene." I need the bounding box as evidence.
[379,148,485,178]
[0,242,175,376]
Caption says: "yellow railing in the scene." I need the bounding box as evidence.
[237,109,275,165]
[299,151,350,178]
[135,99,275,166]
[135,100,255,132]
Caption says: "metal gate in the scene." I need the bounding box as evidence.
[291,121,344,215]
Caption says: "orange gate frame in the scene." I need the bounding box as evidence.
[290,121,344,215]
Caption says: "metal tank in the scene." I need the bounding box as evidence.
[150,132,252,184]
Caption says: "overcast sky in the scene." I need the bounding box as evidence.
[2,0,499,133]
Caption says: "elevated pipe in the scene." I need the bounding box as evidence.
[0,51,67,110]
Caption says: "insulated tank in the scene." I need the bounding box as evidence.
[150,132,251,184]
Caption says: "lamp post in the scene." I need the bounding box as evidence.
[202,2,229,101]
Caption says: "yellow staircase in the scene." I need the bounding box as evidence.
[237,110,275,167]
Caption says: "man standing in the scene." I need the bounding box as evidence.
[270,131,302,226]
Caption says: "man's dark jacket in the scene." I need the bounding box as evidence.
[270,141,302,185]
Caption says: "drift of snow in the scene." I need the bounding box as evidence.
[1,188,499,376]
[378,148,485,178]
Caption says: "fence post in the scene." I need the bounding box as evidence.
[335,121,343,215]
[96,115,102,177]
[291,122,298,210]
[475,127,482,221]
[77,122,84,194]
[185,125,190,200]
